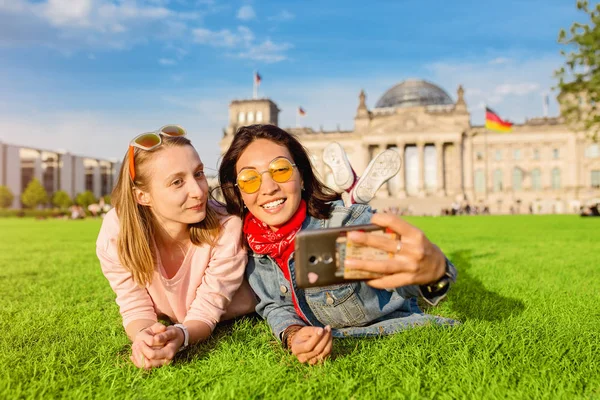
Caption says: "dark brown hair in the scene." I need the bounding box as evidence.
[218,124,340,220]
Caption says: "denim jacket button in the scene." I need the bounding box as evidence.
[280,285,288,294]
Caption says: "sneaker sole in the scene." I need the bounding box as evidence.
[322,142,354,190]
[353,149,402,203]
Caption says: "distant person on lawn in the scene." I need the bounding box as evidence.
[96,125,255,370]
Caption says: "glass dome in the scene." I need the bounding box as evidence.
[375,79,454,109]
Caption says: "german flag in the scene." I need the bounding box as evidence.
[485,107,512,132]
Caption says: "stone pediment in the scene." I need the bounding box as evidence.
[369,111,468,135]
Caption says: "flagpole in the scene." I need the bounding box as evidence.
[253,70,257,99]
[296,112,299,128]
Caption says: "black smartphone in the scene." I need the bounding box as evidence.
[294,224,397,288]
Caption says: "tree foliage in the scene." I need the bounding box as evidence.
[555,0,600,140]
[21,179,48,209]
[0,185,14,208]
[75,190,97,209]
[52,190,73,209]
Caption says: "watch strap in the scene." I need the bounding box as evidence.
[173,323,189,352]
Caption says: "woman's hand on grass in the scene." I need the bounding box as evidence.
[129,322,182,370]
[344,213,446,289]
[290,325,332,365]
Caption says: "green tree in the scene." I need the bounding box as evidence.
[0,185,14,208]
[75,191,97,209]
[103,194,111,206]
[52,190,73,209]
[21,179,48,209]
[555,0,600,140]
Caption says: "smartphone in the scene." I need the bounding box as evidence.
[294,224,398,288]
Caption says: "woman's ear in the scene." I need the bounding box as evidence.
[134,188,151,206]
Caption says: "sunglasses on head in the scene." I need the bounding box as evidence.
[236,156,297,194]
[128,124,186,181]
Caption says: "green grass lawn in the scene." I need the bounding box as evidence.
[0,215,599,399]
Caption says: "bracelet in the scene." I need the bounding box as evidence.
[281,325,303,350]
[173,323,189,352]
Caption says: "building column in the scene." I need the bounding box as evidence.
[436,141,446,196]
[6,145,21,208]
[417,141,425,197]
[93,161,102,199]
[33,151,43,183]
[395,141,406,198]
[0,141,4,187]
[462,133,474,201]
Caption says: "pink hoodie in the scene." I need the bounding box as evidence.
[96,204,254,331]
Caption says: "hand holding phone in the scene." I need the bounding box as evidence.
[294,224,398,288]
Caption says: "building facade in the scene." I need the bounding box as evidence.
[220,79,600,214]
[0,142,120,208]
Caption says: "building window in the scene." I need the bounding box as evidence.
[238,112,245,123]
[247,111,254,123]
[591,170,600,188]
[493,169,503,192]
[495,150,502,161]
[513,149,521,161]
[553,148,560,159]
[475,169,485,193]
[256,111,263,122]
[85,167,94,192]
[551,168,561,189]
[531,168,542,191]
[533,149,540,160]
[512,167,523,191]
[585,144,599,158]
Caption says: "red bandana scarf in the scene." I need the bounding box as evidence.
[243,199,307,280]
[243,199,308,321]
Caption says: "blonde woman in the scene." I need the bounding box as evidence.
[96,125,255,370]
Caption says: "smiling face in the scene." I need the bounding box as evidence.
[135,144,208,230]
[236,139,303,231]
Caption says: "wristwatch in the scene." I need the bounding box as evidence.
[421,259,453,296]
[173,323,189,352]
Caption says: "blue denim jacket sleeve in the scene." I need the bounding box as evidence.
[245,255,307,340]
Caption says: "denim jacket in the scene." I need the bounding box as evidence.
[245,200,457,340]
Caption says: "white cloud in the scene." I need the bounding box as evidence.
[0,0,194,50]
[236,5,255,21]
[494,82,539,96]
[268,10,294,21]
[426,53,562,123]
[193,26,289,62]
[193,27,240,47]
[159,58,176,65]
[238,39,292,63]
[43,0,93,27]
[488,57,511,65]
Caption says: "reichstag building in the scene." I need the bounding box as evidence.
[219,79,600,215]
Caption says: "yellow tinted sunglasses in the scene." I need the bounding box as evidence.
[236,157,297,194]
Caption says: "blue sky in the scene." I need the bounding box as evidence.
[0,0,592,170]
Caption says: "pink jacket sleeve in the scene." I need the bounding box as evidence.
[184,214,247,330]
[96,209,157,329]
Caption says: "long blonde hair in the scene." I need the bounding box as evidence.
[112,136,221,287]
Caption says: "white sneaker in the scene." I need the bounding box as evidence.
[322,142,355,191]
[352,148,402,204]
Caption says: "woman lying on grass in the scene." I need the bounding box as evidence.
[96,125,255,370]
[218,124,457,365]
